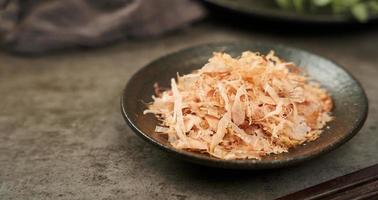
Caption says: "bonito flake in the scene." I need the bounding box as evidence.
[144,51,333,160]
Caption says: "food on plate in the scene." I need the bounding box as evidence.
[144,51,333,160]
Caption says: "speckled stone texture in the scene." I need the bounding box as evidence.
[0,22,377,200]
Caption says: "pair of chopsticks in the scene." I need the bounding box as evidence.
[276,164,378,200]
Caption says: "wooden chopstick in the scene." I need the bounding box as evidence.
[276,164,378,200]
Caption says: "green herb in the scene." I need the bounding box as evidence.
[275,0,378,22]
[352,3,369,21]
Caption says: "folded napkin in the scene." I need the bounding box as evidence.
[0,0,206,53]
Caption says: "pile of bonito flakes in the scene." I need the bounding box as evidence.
[144,51,332,160]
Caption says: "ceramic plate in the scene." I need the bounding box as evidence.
[121,42,368,169]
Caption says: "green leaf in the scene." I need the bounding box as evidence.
[293,0,304,11]
[275,0,376,22]
[312,0,332,7]
[331,0,345,13]
[368,1,378,13]
[331,0,359,13]
[351,3,369,22]
[342,0,361,6]
[276,0,292,9]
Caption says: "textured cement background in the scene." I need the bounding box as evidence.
[0,22,377,200]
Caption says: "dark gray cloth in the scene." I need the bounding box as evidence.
[0,0,206,53]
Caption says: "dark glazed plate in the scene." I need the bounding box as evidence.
[204,0,378,24]
[121,42,368,169]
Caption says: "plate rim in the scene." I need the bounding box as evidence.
[121,42,369,169]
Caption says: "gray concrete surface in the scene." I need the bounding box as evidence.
[0,22,377,200]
